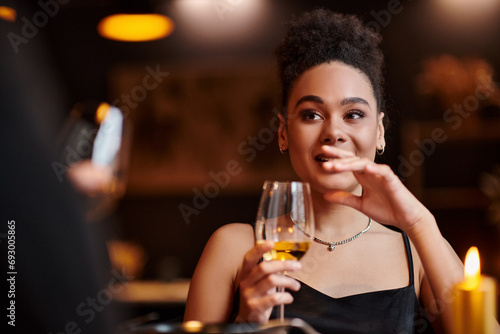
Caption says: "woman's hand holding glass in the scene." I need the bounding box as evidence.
[237,181,315,323]
[236,242,302,323]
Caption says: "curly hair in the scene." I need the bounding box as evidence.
[275,9,386,118]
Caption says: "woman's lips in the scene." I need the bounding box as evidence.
[314,154,331,163]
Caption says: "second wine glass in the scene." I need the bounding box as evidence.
[254,181,315,321]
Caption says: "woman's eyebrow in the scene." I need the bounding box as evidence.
[340,96,370,107]
[295,95,371,109]
[295,95,324,108]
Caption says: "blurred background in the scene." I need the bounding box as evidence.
[3,0,500,323]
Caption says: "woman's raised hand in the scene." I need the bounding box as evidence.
[236,241,301,323]
[320,145,432,234]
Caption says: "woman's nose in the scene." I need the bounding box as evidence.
[319,120,346,144]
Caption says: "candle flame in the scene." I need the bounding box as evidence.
[464,246,481,290]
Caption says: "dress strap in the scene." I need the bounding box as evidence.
[402,232,414,285]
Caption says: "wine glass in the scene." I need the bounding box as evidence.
[255,181,315,322]
[55,100,131,222]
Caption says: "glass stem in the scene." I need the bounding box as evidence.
[277,286,285,321]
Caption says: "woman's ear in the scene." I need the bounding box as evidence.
[278,113,288,151]
[376,112,386,151]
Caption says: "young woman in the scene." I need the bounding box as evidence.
[184,9,467,333]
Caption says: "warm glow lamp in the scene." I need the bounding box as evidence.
[0,6,16,22]
[97,13,174,42]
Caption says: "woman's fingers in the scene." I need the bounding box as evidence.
[241,241,302,283]
[238,243,303,323]
[323,156,372,172]
[320,145,357,159]
[323,156,398,186]
[319,145,371,173]
[254,291,294,309]
[324,189,361,209]
[241,259,302,292]
[241,271,301,297]
[242,291,295,323]
[319,146,397,182]
[240,274,298,323]
[240,241,273,277]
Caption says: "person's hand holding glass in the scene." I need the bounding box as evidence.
[253,181,314,322]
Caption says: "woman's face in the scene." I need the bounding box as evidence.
[279,61,385,194]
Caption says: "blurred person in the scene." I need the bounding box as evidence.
[0,2,120,333]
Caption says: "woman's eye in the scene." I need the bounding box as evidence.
[345,110,366,120]
[301,110,322,121]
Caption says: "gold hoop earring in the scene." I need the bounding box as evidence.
[279,145,288,154]
[376,146,385,156]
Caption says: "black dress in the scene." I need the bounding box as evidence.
[231,232,436,334]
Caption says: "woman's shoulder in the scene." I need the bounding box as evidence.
[214,222,255,235]
[203,223,256,261]
[370,222,408,244]
[374,222,425,291]
[374,222,404,235]
[373,223,417,259]
[185,223,255,321]
[210,222,255,245]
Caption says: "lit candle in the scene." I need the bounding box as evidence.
[452,247,497,334]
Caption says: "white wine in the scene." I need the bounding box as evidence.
[262,241,310,261]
